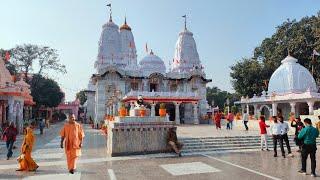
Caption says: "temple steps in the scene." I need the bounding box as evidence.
[180,135,320,154]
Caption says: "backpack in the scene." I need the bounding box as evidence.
[4,127,17,141]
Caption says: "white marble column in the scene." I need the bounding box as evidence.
[8,99,15,124]
[163,80,168,92]
[246,104,249,114]
[193,103,199,124]
[151,103,156,117]
[307,101,315,115]
[130,102,135,110]
[272,103,278,116]
[253,104,258,117]
[241,104,245,114]
[174,102,180,124]
[290,102,296,115]
[112,104,116,116]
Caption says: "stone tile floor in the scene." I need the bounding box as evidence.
[0,123,318,180]
[177,124,262,138]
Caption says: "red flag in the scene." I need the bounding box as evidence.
[5,51,10,61]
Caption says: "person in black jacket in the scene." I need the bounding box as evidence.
[291,117,305,152]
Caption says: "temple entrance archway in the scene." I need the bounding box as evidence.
[259,105,271,119]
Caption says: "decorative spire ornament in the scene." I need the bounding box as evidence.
[107,3,112,22]
[182,15,187,30]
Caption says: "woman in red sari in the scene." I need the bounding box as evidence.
[214,111,222,130]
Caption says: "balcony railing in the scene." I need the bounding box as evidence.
[123,90,199,99]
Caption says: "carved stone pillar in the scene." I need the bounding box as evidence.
[193,103,199,124]
[241,104,245,114]
[290,102,296,115]
[307,101,315,115]
[174,102,180,124]
[151,103,156,117]
[112,104,117,116]
[253,104,258,117]
[272,103,278,116]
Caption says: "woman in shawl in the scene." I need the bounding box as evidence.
[16,127,39,171]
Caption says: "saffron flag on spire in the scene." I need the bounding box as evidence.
[313,49,320,56]
[5,51,10,61]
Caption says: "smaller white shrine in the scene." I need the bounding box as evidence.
[237,55,320,119]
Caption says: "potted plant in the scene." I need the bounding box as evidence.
[159,103,166,117]
[140,105,146,117]
[119,102,127,117]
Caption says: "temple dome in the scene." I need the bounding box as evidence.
[268,55,317,94]
[139,50,166,76]
[120,18,132,31]
[171,28,201,72]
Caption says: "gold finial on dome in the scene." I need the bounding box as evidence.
[120,16,132,31]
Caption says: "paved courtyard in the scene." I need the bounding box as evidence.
[0,122,319,180]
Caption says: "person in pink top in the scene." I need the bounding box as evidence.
[259,116,270,151]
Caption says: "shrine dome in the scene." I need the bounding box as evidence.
[139,50,166,76]
[268,55,317,94]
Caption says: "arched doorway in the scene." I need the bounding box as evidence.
[148,73,164,92]
[259,105,271,119]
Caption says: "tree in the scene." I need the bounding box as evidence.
[10,44,66,82]
[30,74,64,108]
[231,12,320,96]
[76,90,87,105]
[206,86,239,109]
[230,58,266,97]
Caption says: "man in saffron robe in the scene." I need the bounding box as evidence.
[60,114,85,174]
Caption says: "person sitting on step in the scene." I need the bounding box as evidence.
[167,127,183,157]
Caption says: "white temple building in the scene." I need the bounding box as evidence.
[237,55,320,119]
[84,11,211,125]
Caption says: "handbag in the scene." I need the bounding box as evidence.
[17,154,25,163]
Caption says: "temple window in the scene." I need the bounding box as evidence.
[131,82,138,91]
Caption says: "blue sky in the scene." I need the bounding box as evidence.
[0,0,319,101]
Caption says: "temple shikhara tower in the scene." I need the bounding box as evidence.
[0,57,34,132]
[85,9,211,125]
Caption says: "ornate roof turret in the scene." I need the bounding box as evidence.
[95,8,122,72]
[120,17,132,31]
[171,17,201,72]
[120,17,137,70]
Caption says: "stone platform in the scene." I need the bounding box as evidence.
[107,116,175,156]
